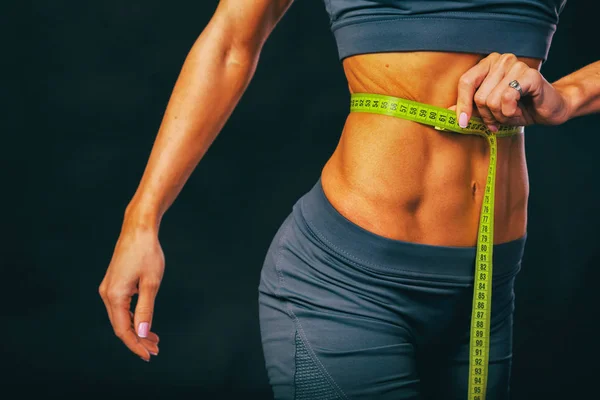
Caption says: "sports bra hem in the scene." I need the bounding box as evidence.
[332,16,556,62]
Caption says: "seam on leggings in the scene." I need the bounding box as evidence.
[272,214,347,399]
[288,305,348,399]
[299,209,521,283]
[274,215,295,300]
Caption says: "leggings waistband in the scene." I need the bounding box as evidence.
[297,178,526,280]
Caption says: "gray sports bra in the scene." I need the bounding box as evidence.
[322,0,567,62]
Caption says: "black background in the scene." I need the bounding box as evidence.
[4,0,599,398]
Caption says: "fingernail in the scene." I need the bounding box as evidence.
[488,125,498,132]
[137,322,149,338]
[459,112,468,128]
[140,357,150,363]
[149,351,158,356]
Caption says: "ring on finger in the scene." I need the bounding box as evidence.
[508,79,523,96]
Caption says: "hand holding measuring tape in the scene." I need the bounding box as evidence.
[451,52,572,130]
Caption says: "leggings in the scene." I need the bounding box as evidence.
[258,178,526,399]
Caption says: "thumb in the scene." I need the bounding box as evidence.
[134,280,159,338]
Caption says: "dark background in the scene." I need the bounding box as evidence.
[3,0,599,398]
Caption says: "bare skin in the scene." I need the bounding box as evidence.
[99,0,598,362]
[320,52,543,247]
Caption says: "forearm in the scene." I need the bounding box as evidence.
[123,24,259,231]
[552,60,600,121]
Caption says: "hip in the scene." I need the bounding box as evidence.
[258,179,524,398]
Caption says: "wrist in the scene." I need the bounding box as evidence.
[123,200,162,233]
[552,80,582,124]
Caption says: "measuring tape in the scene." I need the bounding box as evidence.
[349,93,523,400]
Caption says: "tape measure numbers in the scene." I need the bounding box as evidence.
[349,93,523,400]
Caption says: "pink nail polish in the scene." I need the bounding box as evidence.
[459,112,468,128]
[149,351,158,356]
[138,322,149,338]
[488,125,498,132]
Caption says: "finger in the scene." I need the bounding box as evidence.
[145,331,160,344]
[456,53,500,127]
[129,311,160,355]
[110,292,151,361]
[502,68,546,124]
[472,54,520,129]
[102,284,140,358]
[99,281,117,333]
[501,88,523,120]
[129,311,160,344]
[133,333,160,355]
[486,61,530,123]
[133,277,160,340]
[140,337,160,355]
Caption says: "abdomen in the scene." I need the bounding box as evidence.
[320,51,533,246]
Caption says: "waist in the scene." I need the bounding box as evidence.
[297,176,526,280]
[320,103,529,246]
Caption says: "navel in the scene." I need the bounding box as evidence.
[471,181,478,197]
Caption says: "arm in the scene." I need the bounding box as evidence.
[99,0,295,362]
[552,60,600,120]
[128,0,295,229]
[453,53,600,129]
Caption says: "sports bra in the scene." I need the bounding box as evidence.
[322,0,568,62]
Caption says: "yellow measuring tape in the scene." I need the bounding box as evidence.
[349,93,523,400]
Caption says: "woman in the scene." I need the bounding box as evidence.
[99,0,600,398]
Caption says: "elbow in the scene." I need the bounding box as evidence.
[224,44,260,71]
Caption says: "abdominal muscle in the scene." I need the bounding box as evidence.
[320,51,542,247]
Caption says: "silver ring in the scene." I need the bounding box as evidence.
[508,79,523,96]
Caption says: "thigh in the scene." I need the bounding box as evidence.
[258,213,422,400]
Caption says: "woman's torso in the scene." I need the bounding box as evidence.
[320,51,542,247]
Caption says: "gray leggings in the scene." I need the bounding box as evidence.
[258,178,526,399]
